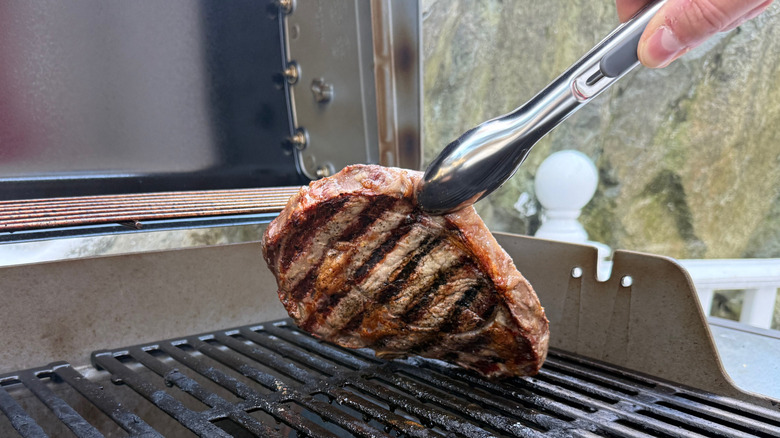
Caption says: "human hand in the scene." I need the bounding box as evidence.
[616,0,774,68]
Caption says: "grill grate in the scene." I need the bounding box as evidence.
[1,319,779,437]
[0,187,301,232]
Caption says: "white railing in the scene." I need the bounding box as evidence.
[677,259,780,329]
[525,150,780,330]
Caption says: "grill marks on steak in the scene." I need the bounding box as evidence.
[318,223,445,340]
[303,205,421,332]
[279,197,493,345]
[263,165,549,378]
[283,197,371,293]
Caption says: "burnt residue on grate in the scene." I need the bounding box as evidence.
[1,319,779,437]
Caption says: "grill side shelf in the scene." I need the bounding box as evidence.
[1,318,779,438]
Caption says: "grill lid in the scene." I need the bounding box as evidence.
[0,0,422,234]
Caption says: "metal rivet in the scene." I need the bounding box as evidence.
[571,267,583,278]
[311,78,334,103]
[277,0,295,14]
[283,62,300,85]
[284,128,308,151]
[316,163,335,178]
[289,23,300,40]
[621,276,634,287]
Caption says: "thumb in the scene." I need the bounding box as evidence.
[637,0,770,68]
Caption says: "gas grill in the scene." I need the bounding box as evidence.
[1,1,779,437]
[2,234,779,437]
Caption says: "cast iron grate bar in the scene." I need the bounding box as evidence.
[92,352,234,437]
[16,369,103,438]
[0,383,50,437]
[0,362,162,438]
[124,345,280,437]
[1,318,779,438]
[52,363,163,437]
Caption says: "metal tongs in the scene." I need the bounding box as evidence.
[418,0,667,214]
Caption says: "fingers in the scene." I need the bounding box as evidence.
[637,0,773,68]
[616,0,654,22]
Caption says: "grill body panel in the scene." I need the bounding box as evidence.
[2,319,778,438]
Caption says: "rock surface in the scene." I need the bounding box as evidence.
[421,0,780,260]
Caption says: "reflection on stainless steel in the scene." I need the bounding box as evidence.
[371,0,424,171]
[284,0,380,179]
[0,0,306,199]
[0,1,214,176]
[419,0,666,214]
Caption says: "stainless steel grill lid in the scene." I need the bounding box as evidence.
[0,0,421,201]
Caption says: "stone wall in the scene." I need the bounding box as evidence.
[421,0,780,259]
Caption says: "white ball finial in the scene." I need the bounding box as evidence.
[533,150,599,244]
[534,150,598,212]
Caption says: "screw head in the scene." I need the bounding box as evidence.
[283,128,308,152]
[283,62,300,85]
[311,78,334,103]
[277,0,295,14]
[316,163,334,178]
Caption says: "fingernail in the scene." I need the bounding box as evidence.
[642,25,686,68]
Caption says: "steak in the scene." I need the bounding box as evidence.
[262,164,549,377]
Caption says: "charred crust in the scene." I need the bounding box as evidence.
[279,195,350,272]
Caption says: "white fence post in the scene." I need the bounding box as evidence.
[529,150,611,268]
[740,287,778,329]
[697,288,715,316]
[678,259,780,330]
[533,150,596,243]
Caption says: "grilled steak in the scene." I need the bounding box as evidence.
[262,164,549,377]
